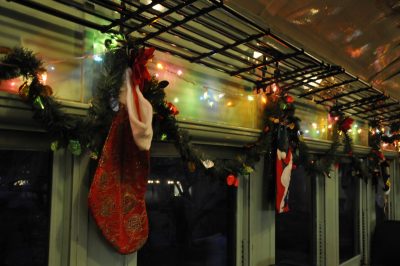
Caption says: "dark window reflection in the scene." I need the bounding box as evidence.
[0,150,52,266]
[138,157,236,266]
[339,162,359,263]
[276,165,315,266]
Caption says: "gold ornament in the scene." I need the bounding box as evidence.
[243,164,254,174]
[187,161,196,173]
[90,151,99,160]
[18,82,30,100]
[50,141,59,151]
[201,159,214,169]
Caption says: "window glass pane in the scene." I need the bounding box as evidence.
[148,53,263,129]
[298,105,368,145]
[276,164,315,265]
[138,157,236,266]
[339,162,360,263]
[0,150,52,266]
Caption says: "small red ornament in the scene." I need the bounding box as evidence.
[292,164,297,170]
[226,174,236,186]
[234,178,239,187]
[285,95,294,103]
[166,102,179,116]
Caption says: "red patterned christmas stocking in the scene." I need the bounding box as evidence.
[88,67,153,254]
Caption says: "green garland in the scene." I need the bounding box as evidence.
[0,39,365,183]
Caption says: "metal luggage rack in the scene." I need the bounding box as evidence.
[7,0,400,124]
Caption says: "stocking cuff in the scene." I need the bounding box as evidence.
[123,68,153,151]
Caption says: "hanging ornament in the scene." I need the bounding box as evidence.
[68,139,82,156]
[234,178,239,187]
[18,81,30,100]
[160,133,167,141]
[187,161,196,173]
[166,102,179,115]
[50,140,59,151]
[243,164,254,174]
[33,96,45,109]
[90,151,99,160]
[226,174,236,186]
[109,97,120,112]
[285,95,294,103]
[201,159,214,169]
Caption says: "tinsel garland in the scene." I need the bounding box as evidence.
[0,39,369,183]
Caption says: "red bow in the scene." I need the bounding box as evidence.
[131,47,155,92]
[339,117,354,133]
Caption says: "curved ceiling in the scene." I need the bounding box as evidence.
[229,0,400,97]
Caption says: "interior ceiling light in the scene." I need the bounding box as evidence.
[153,4,167,12]
[253,51,263,59]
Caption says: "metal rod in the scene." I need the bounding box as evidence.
[221,5,323,67]
[151,1,270,67]
[279,69,329,91]
[355,102,398,117]
[339,95,387,111]
[369,106,400,120]
[230,51,303,76]
[158,1,301,70]
[282,68,344,91]
[382,108,400,122]
[124,1,258,68]
[124,0,197,35]
[299,77,358,98]
[257,64,323,86]
[139,4,221,43]
[316,86,371,104]
[192,33,265,62]
[54,0,113,22]
[9,0,105,31]
[102,0,166,32]
[191,12,303,69]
